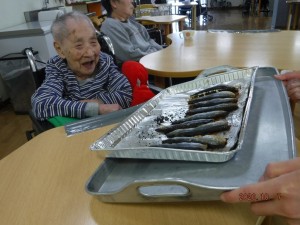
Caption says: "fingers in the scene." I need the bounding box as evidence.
[284,79,300,102]
[250,199,281,216]
[220,179,279,203]
[259,158,300,181]
[274,72,300,102]
[274,72,300,81]
[220,160,300,202]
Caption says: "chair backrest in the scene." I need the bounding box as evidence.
[96,31,118,65]
[147,27,163,45]
[23,48,46,89]
[23,48,55,140]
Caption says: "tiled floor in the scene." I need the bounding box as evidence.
[186,8,272,30]
[0,8,274,160]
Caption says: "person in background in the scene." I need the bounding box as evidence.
[221,71,300,225]
[100,0,163,66]
[31,11,132,121]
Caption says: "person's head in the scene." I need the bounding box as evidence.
[102,0,134,20]
[51,11,100,79]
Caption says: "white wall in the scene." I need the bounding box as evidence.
[0,0,64,30]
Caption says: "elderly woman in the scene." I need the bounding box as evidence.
[31,11,132,121]
[100,0,163,66]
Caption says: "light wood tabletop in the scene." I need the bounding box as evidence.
[0,124,262,225]
[1,111,299,225]
[139,30,300,78]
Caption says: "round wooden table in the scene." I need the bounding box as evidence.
[0,124,262,225]
[140,30,300,78]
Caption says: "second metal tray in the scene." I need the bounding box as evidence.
[85,67,296,203]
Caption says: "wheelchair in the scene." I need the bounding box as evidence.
[23,48,54,140]
[26,31,162,140]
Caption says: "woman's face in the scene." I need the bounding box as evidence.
[111,0,135,20]
[54,18,101,79]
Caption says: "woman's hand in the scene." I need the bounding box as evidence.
[80,99,122,114]
[275,72,300,103]
[220,157,300,225]
[98,103,122,114]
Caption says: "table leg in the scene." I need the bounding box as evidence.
[257,0,261,15]
[287,4,293,30]
[293,4,299,30]
[251,0,255,16]
[179,20,184,31]
[164,24,171,45]
[192,5,197,30]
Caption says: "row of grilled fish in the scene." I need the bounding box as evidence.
[152,84,240,151]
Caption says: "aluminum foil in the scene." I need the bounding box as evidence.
[90,67,257,162]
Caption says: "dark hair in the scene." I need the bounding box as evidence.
[101,0,113,16]
[51,11,94,43]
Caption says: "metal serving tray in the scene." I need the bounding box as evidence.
[86,67,296,203]
[90,67,257,162]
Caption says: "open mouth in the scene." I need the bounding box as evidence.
[82,60,95,70]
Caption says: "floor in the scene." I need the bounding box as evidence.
[0,8,275,160]
[186,8,272,30]
[0,102,32,159]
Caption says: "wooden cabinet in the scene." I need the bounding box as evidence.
[66,1,102,16]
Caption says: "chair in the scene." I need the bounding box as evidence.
[96,31,117,64]
[177,0,193,25]
[198,0,213,22]
[146,27,164,45]
[177,0,213,26]
[23,48,54,140]
[135,4,159,17]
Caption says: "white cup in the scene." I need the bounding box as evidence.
[179,30,195,40]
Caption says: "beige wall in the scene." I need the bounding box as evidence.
[0,0,64,30]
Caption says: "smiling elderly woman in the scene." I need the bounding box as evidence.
[31,11,132,121]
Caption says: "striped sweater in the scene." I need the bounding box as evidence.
[31,53,132,120]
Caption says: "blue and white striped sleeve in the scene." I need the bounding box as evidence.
[31,61,87,120]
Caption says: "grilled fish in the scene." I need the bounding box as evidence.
[166,120,230,137]
[186,103,238,115]
[189,97,237,109]
[156,118,214,134]
[151,142,208,151]
[188,91,237,104]
[190,84,239,100]
[162,135,227,148]
[172,110,229,124]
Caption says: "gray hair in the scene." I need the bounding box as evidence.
[51,11,95,43]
